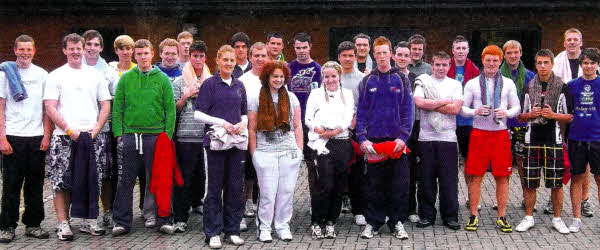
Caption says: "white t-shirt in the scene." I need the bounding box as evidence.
[0,64,48,136]
[239,71,262,108]
[460,76,521,131]
[43,64,112,135]
[414,76,463,142]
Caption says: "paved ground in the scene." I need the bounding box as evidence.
[3,161,600,249]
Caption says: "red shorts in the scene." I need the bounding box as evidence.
[466,129,512,177]
[562,143,571,185]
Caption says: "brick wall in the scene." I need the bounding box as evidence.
[1,8,599,72]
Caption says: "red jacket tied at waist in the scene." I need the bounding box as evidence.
[150,132,184,218]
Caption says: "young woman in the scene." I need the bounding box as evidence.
[194,45,247,249]
[305,61,354,239]
[248,61,303,243]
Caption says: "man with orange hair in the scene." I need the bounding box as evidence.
[356,36,413,240]
[460,45,520,233]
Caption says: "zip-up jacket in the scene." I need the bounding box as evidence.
[112,66,176,138]
[356,66,414,143]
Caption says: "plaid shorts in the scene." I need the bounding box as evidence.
[523,144,564,189]
[509,126,527,157]
[46,134,104,194]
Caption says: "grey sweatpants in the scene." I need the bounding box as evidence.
[112,133,158,230]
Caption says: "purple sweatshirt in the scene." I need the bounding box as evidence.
[356,67,414,143]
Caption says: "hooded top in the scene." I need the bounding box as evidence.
[112,66,176,138]
[356,66,414,143]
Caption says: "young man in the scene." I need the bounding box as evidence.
[44,33,112,240]
[393,41,419,223]
[554,28,584,82]
[109,35,136,76]
[111,39,176,236]
[353,33,375,75]
[500,40,536,212]
[461,45,520,233]
[231,32,252,78]
[337,41,366,225]
[413,51,463,230]
[0,35,51,243]
[172,41,211,233]
[176,31,194,69]
[287,32,322,226]
[407,34,433,77]
[81,30,120,229]
[566,48,600,233]
[356,36,414,240]
[266,31,285,62]
[238,42,269,230]
[156,38,182,82]
[553,28,593,217]
[447,35,480,209]
[515,49,571,234]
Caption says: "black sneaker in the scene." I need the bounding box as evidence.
[465,215,479,231]
[0,228,15,243]
[25,227,49,239]
[496,217,513,233]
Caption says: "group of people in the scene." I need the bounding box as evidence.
[0,26,598,249]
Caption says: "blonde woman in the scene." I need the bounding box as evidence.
[305,61,354,239]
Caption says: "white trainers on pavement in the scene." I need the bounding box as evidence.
[515,216,534,232]
[56,221,74,241]
[225,235,244,246]
[394,221,409,240]
[568,218,583,233]
[208,236,222,249]
[552,218,570,234]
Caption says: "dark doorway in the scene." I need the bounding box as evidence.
[470,26,542,70]
[69,27,126,63]
[328,27,417,63]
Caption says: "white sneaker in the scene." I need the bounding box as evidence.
[240,218,248,232]
[257,230,272,243]
[355,214,367,226]
[569,218,583,233]
[56,221,74,241]
[360,224,377,239]
[394,221,409,240]
[325,224,336,239]
[225,235,244,246]
[111,226,128,236]
[311,224,324,239]
[174,222,187,233]
[552,218,570,234]
[159,223,176,234]
[244,200,255,217]
[515,216,535,232]
[208,236,222,249]
[80,219,106,236]
[279,229,293,242]
[145,217,156,228]
[408,214,420,223]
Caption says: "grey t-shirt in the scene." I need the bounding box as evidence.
[248,90,300,152]
[414,76,463,142]
[173,76,204,142]
[341,70,365,111]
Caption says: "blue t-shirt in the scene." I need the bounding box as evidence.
[195,74,247,145]
[568,77,600,141]
[287,60,322,122]
[454,66,473,126]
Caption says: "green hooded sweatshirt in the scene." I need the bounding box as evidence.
[112,66,176,138]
